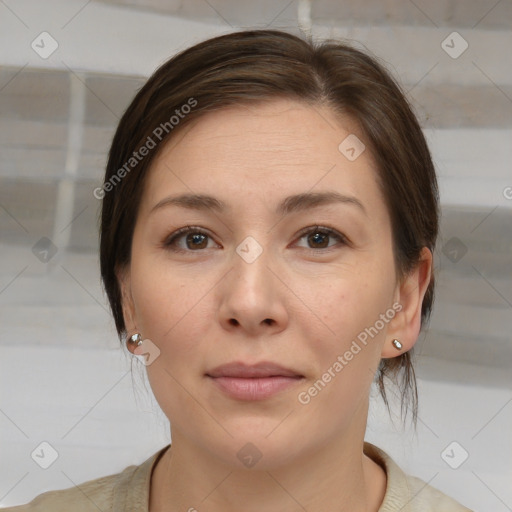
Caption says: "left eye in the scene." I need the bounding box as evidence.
[295,226,347,250]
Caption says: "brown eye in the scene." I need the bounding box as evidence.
[184,232,208,249]
[296,226,347,250]
[307,231,330,249]
[164,227,215,252]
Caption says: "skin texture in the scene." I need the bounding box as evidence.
[119,98,432,512]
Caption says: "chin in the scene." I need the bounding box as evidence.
[198,422,307,471]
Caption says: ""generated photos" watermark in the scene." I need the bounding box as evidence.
[298,301,402,405]
[93,97,197,200]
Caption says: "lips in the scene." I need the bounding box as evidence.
[206,362,304,400]
[206,361,303,379]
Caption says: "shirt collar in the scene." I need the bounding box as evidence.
[113,442,412,512]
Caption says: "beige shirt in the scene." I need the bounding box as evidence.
[3,442,473,511]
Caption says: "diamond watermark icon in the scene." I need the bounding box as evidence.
[236,236,263,264]
[442,236,468,263]
[31,32,59,59]
[441,441,469,469]
[134,338,161,366]
[237,442,262,468]
[338,134,366,161]
[32,237,58,263]
[441,32,468,59]
[31,441,59,469]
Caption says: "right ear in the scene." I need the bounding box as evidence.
[116,264,138,336]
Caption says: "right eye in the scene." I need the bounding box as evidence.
[163,226,219,252]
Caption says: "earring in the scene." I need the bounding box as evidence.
[392,339,403,351]
[128,333,143,347]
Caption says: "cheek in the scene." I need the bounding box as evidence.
[131,256,232,387]
[295,274,396,429]
[133,264,214,423]
[306,262,396,367]
[130,252,209,343]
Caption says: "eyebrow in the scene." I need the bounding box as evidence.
[150,191,367,217]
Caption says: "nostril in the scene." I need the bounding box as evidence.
[264,318,273,325]
[229,318,239,326]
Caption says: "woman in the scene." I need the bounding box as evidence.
[6,29,473,511]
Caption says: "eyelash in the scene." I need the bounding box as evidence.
[162,225,349,253]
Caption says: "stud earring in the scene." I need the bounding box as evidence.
[392,339,403,350]
[127,333,143,347]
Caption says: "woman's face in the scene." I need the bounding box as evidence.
[119,98,425,469]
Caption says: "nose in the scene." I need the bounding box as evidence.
[217,244,289,336]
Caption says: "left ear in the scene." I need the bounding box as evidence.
[381,247,433,358]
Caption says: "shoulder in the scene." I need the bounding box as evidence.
[402,473,473,511]
[1,446,170,512]
[1,472,122,512]
[363,442,474,512]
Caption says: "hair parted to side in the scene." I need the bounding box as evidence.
[99,29,439,425]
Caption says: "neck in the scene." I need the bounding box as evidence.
[150,429,386,512]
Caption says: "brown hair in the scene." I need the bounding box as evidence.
[99,29,439,424]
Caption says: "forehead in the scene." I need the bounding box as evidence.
[160,98,363,162]
[141,98,384,216]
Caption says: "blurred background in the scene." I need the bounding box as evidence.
[0,0,511,509]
